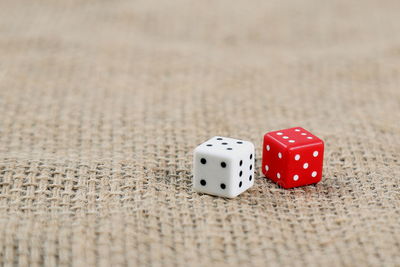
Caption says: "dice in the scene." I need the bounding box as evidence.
[262,127,324,189]
[193,136,255,198]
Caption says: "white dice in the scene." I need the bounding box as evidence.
[193,136,255,198]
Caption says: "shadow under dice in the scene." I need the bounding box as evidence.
[262,127,324,189]
[193,136,255,198]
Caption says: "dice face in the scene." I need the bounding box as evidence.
[193,136,255,198]
[262,127,324,189]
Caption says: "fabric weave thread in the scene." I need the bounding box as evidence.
[0,0,399,266]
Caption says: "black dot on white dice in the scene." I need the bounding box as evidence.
[193,136,255,198]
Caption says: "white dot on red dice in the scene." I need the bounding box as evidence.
[265,165,269,172]
[263,127,324,189]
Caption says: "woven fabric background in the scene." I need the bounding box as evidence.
[0,0,399,266]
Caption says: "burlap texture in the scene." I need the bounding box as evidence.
[0,0,399,266]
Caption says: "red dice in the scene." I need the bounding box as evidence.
[262,127,324,189]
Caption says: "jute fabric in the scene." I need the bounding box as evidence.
[0,0,399,266]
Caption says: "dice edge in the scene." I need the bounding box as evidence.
[262,129,325,189]
[192,137,254,198]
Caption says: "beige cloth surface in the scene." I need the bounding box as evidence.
[0,0,400,266]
